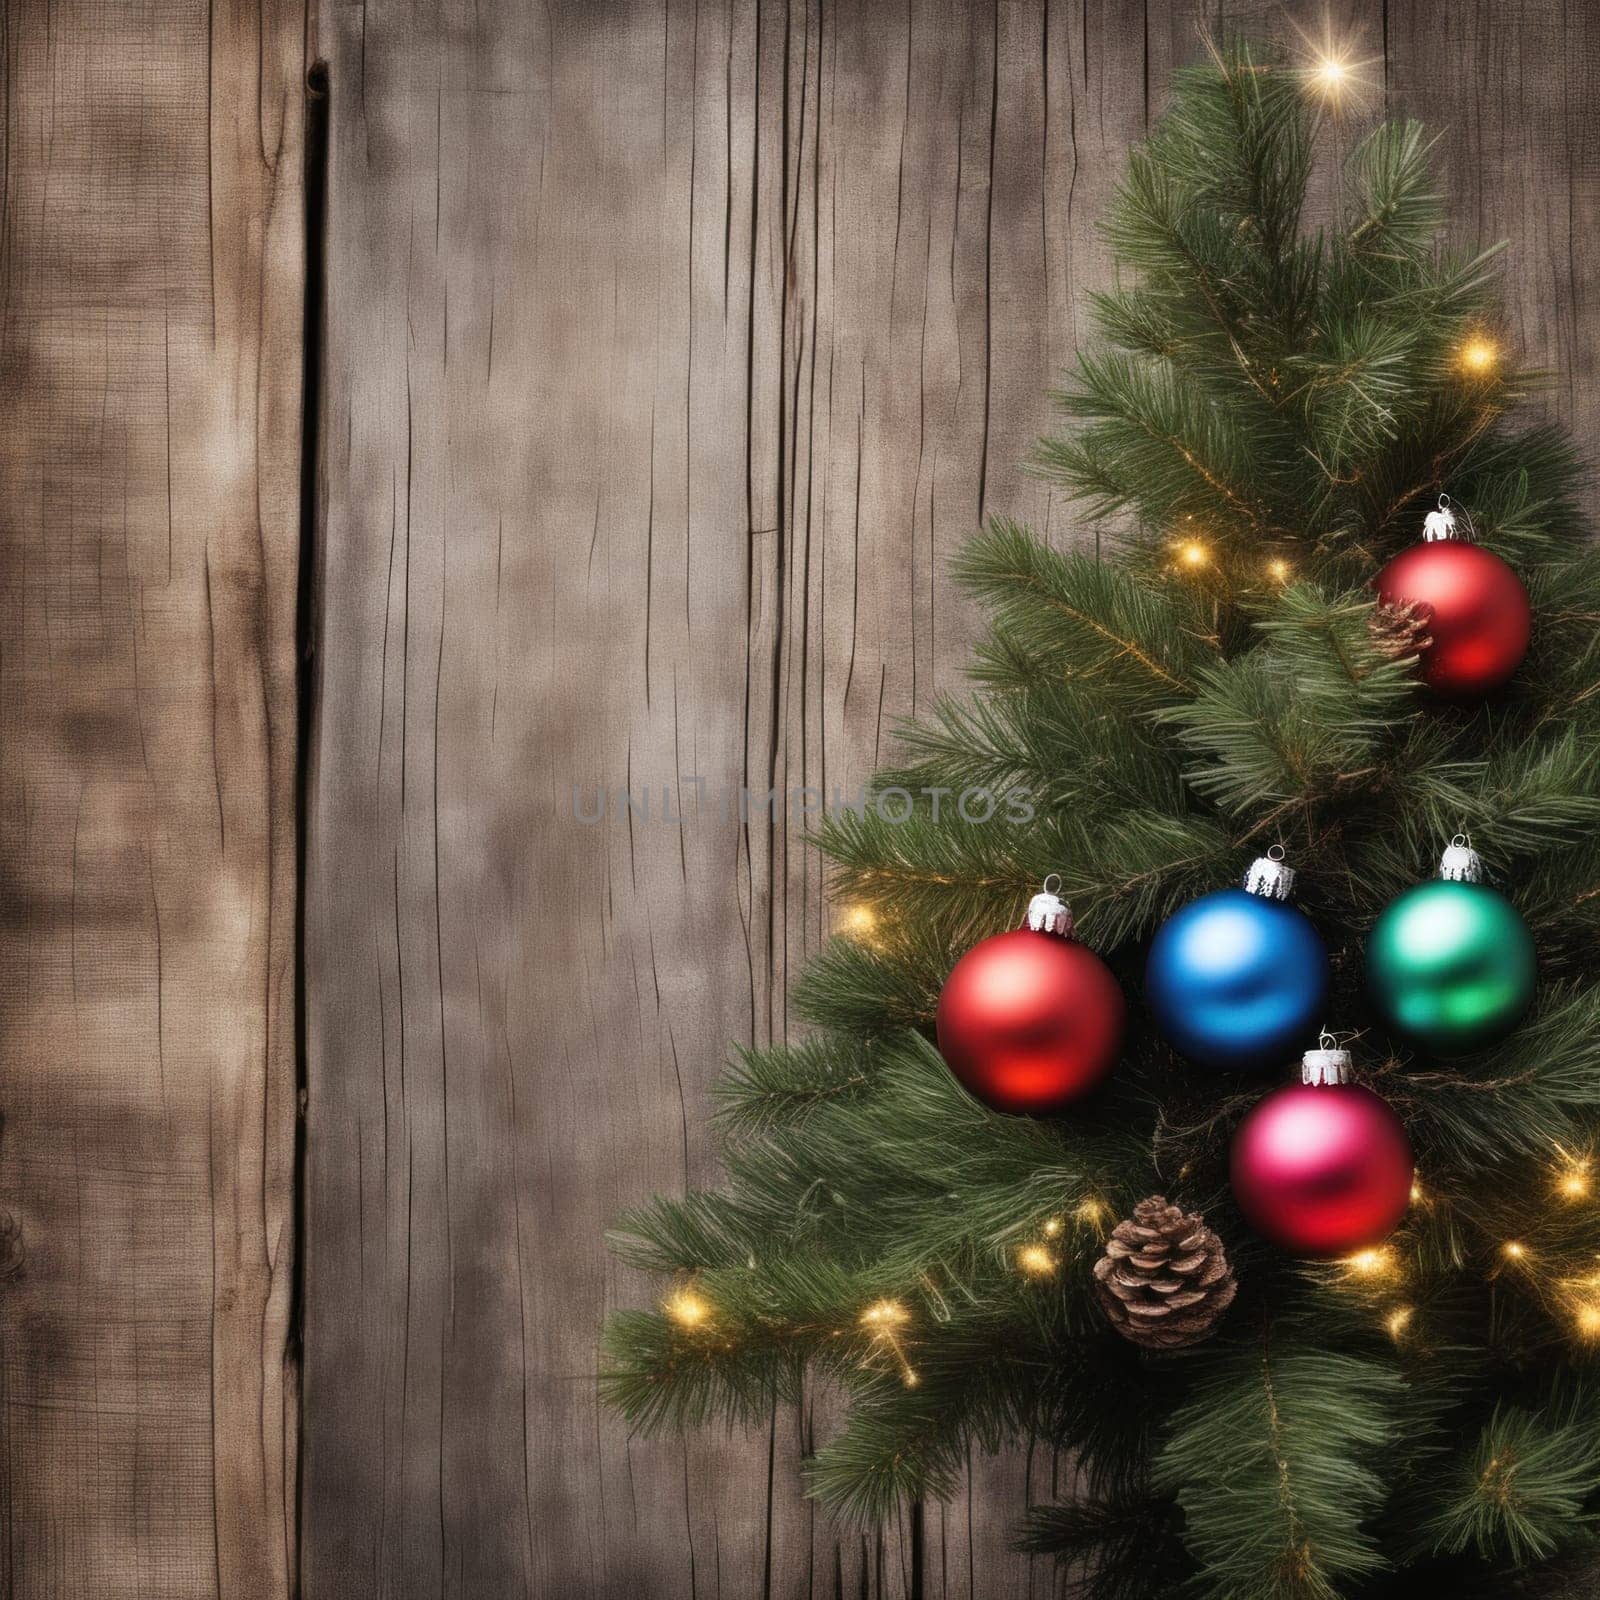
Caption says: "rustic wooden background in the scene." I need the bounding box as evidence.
[2,1,1597,1596]
[0,0,304,1595]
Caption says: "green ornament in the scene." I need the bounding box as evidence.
[1367,840,1536,1057]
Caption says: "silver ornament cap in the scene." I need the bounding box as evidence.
[1439,835,1484,884]
[1301,1034,1353,1086]
[1422,503,1458,543]
[1422,492,1477,543]
[1243,846,1296,902]
[1025,875,1074,938]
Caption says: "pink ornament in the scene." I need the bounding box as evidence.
[1230,1043,1413,1256]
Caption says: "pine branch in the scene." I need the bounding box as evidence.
[1343,120,1445,263]
[1393,985,1600,1169]
[955,521,1212,702]
[1047,352,1288,538]
[1018,1487,1194,1600]
[1163,586,1421,816]
[715,1037,878,1139]
[1156,1336,1403,1600]
[1418,1399,1600,1566]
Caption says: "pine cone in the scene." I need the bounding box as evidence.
[1092,1196,1236,1351]
[1369,597,1434,661]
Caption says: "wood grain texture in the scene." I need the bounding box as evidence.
[301,3,1600,1597]
[1382,0,1600,449]
[0,1,305,1596]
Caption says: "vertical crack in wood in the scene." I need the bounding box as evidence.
[292,54,332,1600]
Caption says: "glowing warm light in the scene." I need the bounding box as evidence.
[1311,56,1350,95]
[665,1288,712,1329]
[1344,1247,1395,1279]
[1177,540,1209,570]
[860,1299,908,1329]
[1458,337,1500,376]
[1293,33,1376,106]
[1556,1266,1600,1340]
[860,1299,917,1387]
[1074,1198,1107,1227]
[1018,1245,1058,1277]
[840,903,879,940]
[1554,1150,1592,1199]
[1502,1241,1527,1262]
[1385,1306,1415,1339]
[1267,558,1291,583]
[1042,1217,1064,1239]
[1409,1178,1425,1206]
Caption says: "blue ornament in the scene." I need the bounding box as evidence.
[1145,851,1329,1072]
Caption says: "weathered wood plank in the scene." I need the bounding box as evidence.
[1383,0,1600,452]
[0,2,305,1596]
[302,2,1600,1596]
[303,3,772,1594]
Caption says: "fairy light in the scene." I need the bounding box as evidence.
[1457,337,1500,377]
[1553,1148,1592,1200]
[1344,1246,1397,1280]
[860,1298,908,1330]
[1018,1244,1058,1277]
[1567,1275,1600,1325]
[1385,1306,1415,1340]
[1074,1197,1107,1229]
[1547,1264,1600,1342]
[1042,1217,1064,1239]
[1267,557,1291,583]
[665,1288,712,1329]
[1410,1178,1425,1206]
[839,903,879,941]
[860,1298,917,1387]
[1492,1240,1532,1286]
[1176,540,1210,571]
[1552,1266,1600,1341]
[1309,55,1350,96]
[1293,31,1374,106]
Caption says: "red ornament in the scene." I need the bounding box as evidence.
[1230,1044,1413,1257]
[936,884,1124,1115]
[1374,497,1530,698]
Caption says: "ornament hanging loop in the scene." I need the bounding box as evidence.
[1025,876,1074,938]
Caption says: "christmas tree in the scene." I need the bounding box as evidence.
[602,40,1600,1599]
